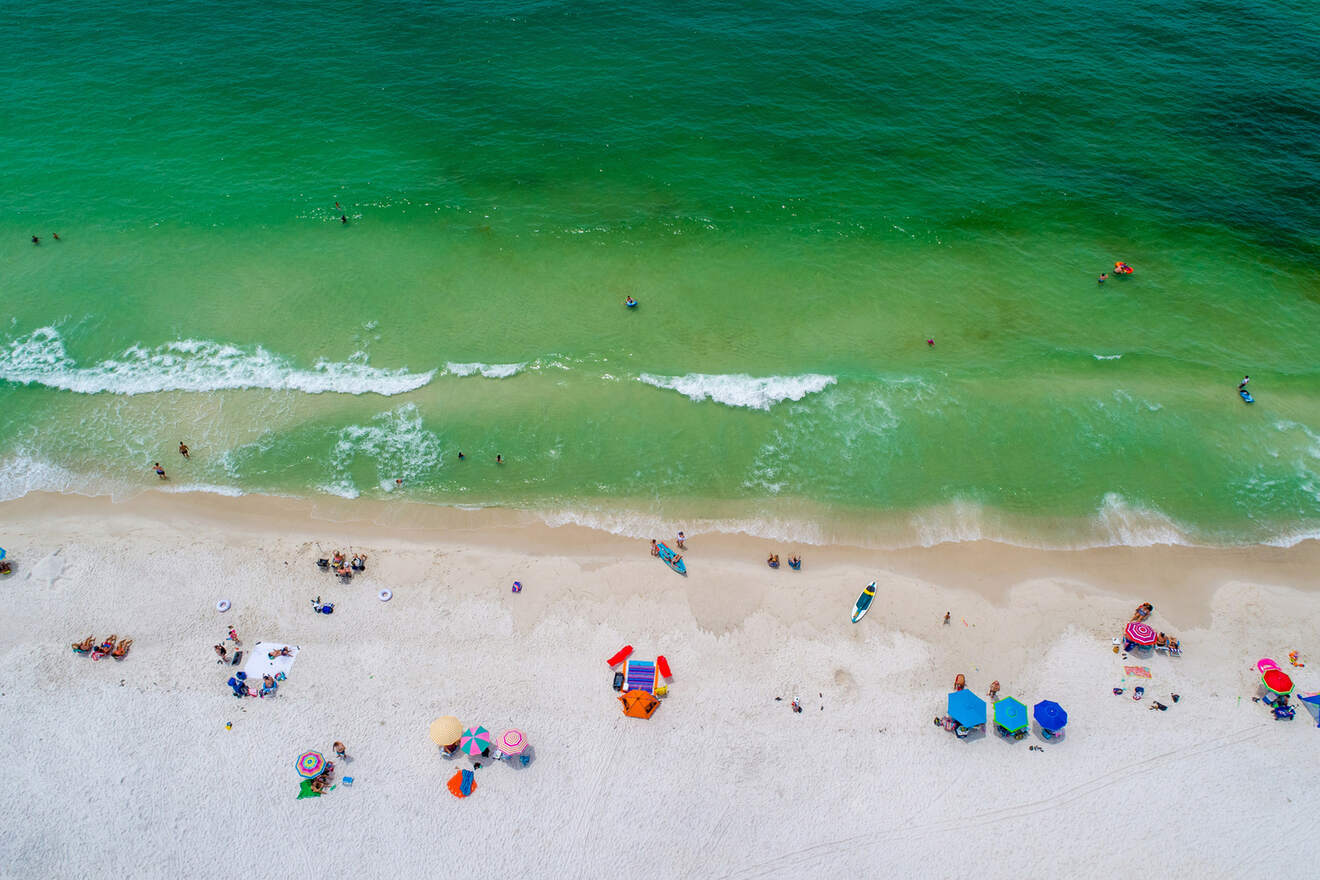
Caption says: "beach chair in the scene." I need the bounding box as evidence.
[1153,643,1168,655]
[1167,643,1181,657]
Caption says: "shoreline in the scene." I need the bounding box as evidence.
[4,489,1320,629]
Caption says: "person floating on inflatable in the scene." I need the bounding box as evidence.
[625,296,638,308]
[1114,261,1134,275]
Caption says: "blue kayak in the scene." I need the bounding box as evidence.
[656,542,686,575]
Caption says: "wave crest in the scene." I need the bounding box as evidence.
[636,372,837,410]
[0,327,434,395]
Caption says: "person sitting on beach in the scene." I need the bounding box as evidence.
[72,635,95,653]
[310,777,326,793]
[331,551,345,567]
[788,554,801,569]
[954,673,966,691]
[650,540,660,557]
[1167,636,1180,652]
[1155,632,1168,647]
[767,554,779,568]
[350,554,366,571]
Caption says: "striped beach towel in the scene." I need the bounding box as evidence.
[626,660,656,693]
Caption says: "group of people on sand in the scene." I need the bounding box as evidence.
[320,550,367,579]
[1127,602,1181,652]
[72,634,132,659]
[766,553,802,570]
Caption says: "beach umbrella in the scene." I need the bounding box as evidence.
[993,697,1028,733]
[1262,668,1294,695]
[1124,622,1157,646]
[497,729,528,756]
[0,547,6,560]
[460,726,493,757]
[296,750,325,778]
[1299,693,1320,728]
[947,690,987,727]
[429,716,463,747]
[1033,700,1068,731]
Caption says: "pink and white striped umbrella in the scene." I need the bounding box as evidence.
[1125,621,1157,646]
[497,729,528,755]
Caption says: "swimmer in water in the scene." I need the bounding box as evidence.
[178,442,190,459]
[31,235,39,245]
[457,451,465,460]
[1098,273,1107,284]
[926,338,935,346]
[496,454,503,464]
[625,296,636,306]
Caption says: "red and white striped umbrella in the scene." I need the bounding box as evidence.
[1125,621,1157,645]
[497,729,528,755]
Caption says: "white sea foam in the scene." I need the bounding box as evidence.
[444,361,526,379]
[323,404,443,498]
[1093,354,1123,360]
[635,372,837,410]
[0,327,434,395]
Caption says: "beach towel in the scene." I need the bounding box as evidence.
[245,642,299,682]
[626,660,656,693]
[297,779,321,799]
[447,769,476,798]
[1124,666,1152,679]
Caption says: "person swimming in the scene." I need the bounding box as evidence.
[625,296,637,307]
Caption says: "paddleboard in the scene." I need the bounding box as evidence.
[852,582,876,623]
[1240,389,1254,403]
[656,542,686,575]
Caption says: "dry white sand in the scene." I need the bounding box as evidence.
[0,491,1317,878]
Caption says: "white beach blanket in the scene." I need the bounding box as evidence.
[243,642,299,681]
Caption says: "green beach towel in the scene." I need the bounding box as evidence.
[297,779,322,799]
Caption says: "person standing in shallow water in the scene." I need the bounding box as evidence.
[178,442,189,459]
[152,462,166,480]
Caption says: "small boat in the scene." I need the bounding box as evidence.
[851,582,876,623]
[656,542,686,575]
[1240,389,1254,404]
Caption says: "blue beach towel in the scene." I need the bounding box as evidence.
[626,661,656,692]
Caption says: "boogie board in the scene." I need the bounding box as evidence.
[852,582,877,623]
[1240,389,1254,403]
[657,542,687,575]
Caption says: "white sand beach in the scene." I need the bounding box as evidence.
[1,491,1317,878]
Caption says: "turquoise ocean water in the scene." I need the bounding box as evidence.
[4,0,1320,546]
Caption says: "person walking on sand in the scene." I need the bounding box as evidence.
[152,462,167,480]
[676,531,686,549]
[178,442,190,459]
[988,680,1000,701]
[333,741,347,759]
[943,611,951,625]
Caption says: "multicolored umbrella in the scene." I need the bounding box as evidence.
[460,726,493,757]
[497,729,528,755]
[1033,700,1068,731]
[296,750,325,778]
[1263,668,1294,695]
[1125,621,1157,646]
[429,716,463,747]
[947,690,987,727]
[993,697,1028,733]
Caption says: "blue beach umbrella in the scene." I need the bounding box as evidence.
[1034,700,1068,731]
[994,697,1028,733]
[947,690,986,727]
[0,547,6,560]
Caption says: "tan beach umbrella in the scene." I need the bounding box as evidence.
[429,716,463,746]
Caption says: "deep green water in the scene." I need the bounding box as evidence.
[4,0,1320,545]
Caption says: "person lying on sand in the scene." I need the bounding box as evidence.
[214,644,228,663]
[1167,636,1179,651]
[97,635,118,654]
[267,646,293,659]
[1131,602,1153,622]
[111,639,132,658]
[72,635,95,653]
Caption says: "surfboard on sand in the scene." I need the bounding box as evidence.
[852,582,876,623]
